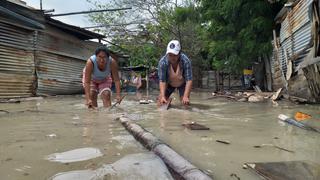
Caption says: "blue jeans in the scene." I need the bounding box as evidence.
[165,83,186,98]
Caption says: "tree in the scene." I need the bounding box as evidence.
[198,0,285,72]
[87,0,204,68]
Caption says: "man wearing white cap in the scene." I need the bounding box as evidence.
[158,40,193,105]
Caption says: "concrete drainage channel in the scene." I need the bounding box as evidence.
[117,115,213,180]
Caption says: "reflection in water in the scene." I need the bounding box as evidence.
[159,111,166,129]
[82,113,95,145]
[170,103,211,111]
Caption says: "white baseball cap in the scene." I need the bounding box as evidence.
[166,40,181,55]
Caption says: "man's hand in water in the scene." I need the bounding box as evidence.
[158,96,167,105]
[181,96,190,105]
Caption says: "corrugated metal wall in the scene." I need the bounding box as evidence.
[271,0,320,101]
[0,4,102,98]
[35,51,85,95]
[35,27,100,95]
[0,21,36,98]
[277,0,313,75]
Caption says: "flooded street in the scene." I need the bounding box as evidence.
[0,92,320,179]
[0,96,147,180]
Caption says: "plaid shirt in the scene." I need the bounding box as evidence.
[158,53,192,83]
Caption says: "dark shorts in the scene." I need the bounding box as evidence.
[165,83,186,98]
[126,85,137,93]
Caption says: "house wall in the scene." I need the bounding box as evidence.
[0,20,36,98]
[35,25,100,95]
[271,0,319,101]
[0,4,101,98]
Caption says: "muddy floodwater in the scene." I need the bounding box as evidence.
[0,92,320,180]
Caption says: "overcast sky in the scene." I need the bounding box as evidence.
[24,0,99,27]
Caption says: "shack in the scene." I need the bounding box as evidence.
[271,0,320,102]
[120,65,150,95]
[0,0,104,98]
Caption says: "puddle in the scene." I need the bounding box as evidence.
[46,148,103,163]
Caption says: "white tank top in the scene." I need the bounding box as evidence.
[90,55,111,81]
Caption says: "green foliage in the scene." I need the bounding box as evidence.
[199,0,285,72]
[124,43,161,67]
[87,0,285,72]
[87,0,204,68]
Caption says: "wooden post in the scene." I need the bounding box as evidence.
[146,68,149,98]
[228,73,231,90]
[264,55,272,91]
[221,73,224,91]
[216,71,220,91]
[117,116,213,180]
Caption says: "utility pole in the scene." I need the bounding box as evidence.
[40,0,42,10]
[48,7,131,17]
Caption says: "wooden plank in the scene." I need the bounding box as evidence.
[216,140,230,144]
[253,85,262,93]
[109,95,126,109]
[286,60,293,80]
[182,122,210,130]
[272,88,283,101]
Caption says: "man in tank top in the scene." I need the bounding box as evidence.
[82,46,121,108]
[158,40,193,105]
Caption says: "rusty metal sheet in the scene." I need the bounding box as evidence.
[0,21,35,99]
[280,0,313,54]
[290,0,313,32]
[0,4,103,98]
[271,39,287,89]
[36,29,96,60]
[0,5,44,30]
[277,0,313,74]
[36,51,86,95]
[0,72,35,98]
[35,27,101,95]
[279,45,288,78]
[291,0,313,64]
[0,21,34,50]
[293,23,312,53]
[246,161,320,180]
[280,17,292,43]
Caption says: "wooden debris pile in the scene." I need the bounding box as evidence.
[209,87,310,104]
